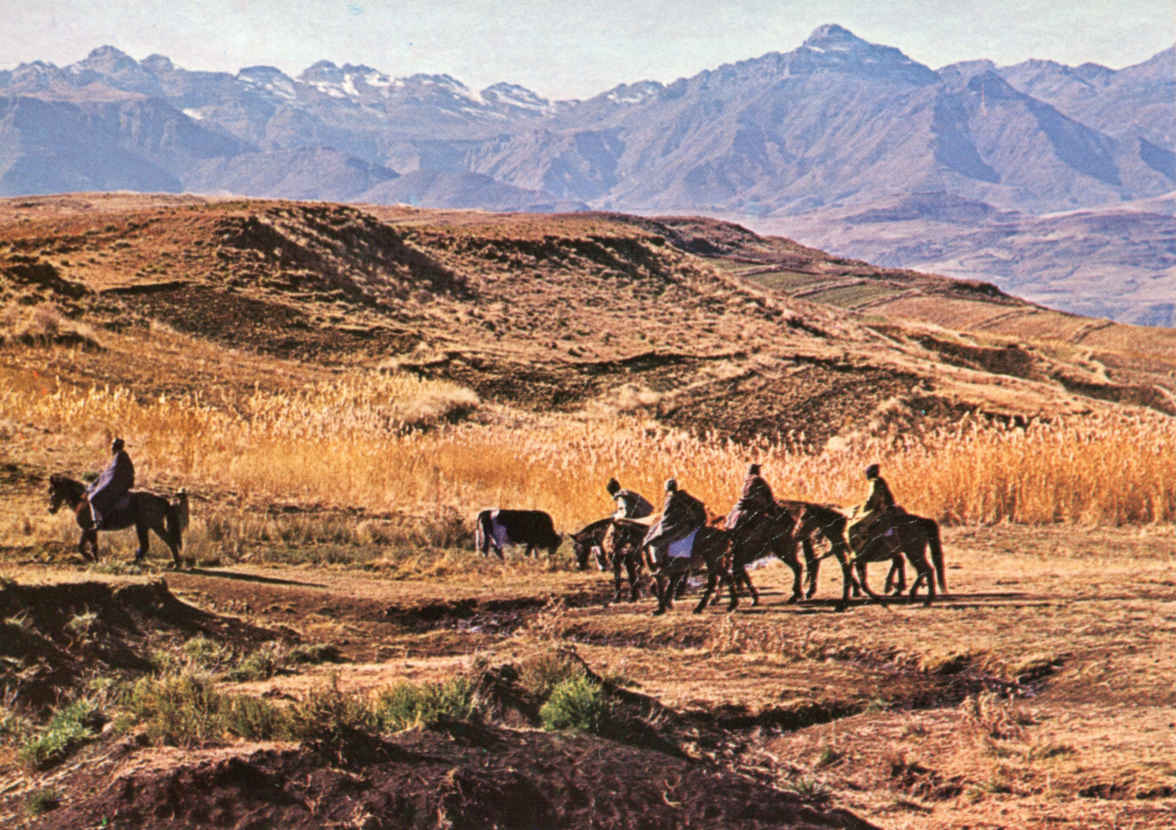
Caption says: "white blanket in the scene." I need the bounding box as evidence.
[666,527,699,559]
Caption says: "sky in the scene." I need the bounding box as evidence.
[3,0,1173,99]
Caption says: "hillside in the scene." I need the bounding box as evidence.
[2,193,1175,455]
[1,28,1173,324]
[3,195,1176,830]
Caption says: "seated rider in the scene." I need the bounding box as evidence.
[724,462,780,533]
[845,463,897,555]
[84,438,134,529]
[606,477,653,520]
[641,478,707,567]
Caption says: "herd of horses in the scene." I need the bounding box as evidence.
[45,473,946,615]
[570,500,947,614]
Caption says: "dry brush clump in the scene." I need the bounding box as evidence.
[4,363,1175,542]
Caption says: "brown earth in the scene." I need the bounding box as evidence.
[2,194,1176,829]
[2,194,1175,454]
[1,525,1175,828]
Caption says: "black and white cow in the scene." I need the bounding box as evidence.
[475,508,562,559]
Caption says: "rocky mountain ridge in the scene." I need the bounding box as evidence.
[1,27,1172,323]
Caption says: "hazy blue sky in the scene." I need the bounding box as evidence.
[4,0,1173,98]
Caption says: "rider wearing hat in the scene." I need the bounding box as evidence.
[641,478,707,567]
[845,463,896,555]
[606,477,653,520]
[725,462,780,532]
[84,438,135,529]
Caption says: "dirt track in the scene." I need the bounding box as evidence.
[2,524,1175,829]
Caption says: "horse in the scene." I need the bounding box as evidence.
[48,474,188,567]
[604,519,737,615]
[847,508,947,606]
[596,518,650,603]
[726,503,821,608]
[570,517,614,571]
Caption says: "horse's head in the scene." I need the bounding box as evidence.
[47,474,74,514]
[570,529,594,571]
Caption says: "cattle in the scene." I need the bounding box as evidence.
[475,508,562,559]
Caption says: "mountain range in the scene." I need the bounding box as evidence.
[1,25,1173,323]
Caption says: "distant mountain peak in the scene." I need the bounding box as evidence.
[803,23,863,50]
[84,45,133,62]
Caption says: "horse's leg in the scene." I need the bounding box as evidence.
[625,552,641,602]
[651,572,670,615]
[775,538,803,603]
[692,565,713,614]
[887,555,906,594]
[739,560,759,607]
[801,538,818,599]
[906,543,935,606]
[612,555,625,602]
[724,557,739,612]
[849,543,889,609]
[135,521,150,562]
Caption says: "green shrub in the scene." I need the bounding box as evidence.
[286,643,342,665]
[373,677,476,732]
[286,675,376,759]
[518,647,584,700]
[539,676,609,734]
[224,695,290,741]
[18,699,102,770]
[26,787,61,815]
[227,643,282,682]
[182,635,233,671]
[128,672,225,747]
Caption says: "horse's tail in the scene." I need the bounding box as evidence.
[167,490,189,551]
[474,510,490,556]
[925,517,946,592]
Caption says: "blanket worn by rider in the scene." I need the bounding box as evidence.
[613,488,653,520]
[86,450,134,528]
[847,475,898,550]
[643,489,707,558]
[724,473,777,530]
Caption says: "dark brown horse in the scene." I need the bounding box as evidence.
[848,508,946,606]
[604,519,737,615]
[48,474,188,567]
[570,517,614,572]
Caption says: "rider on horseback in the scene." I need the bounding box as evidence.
[606,477,653,519]
[641,478,707,567]
[84,438,134,529]
[724,463,781,533]
[845,463,898,559]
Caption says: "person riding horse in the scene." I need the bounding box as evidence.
[724,462,782,535]
[845,463,898,558]
[84,438,134,529]
[606,477,653,520]
[641,478,707,567]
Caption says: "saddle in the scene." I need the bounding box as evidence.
[98,492,135,529]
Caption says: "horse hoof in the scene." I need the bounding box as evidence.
[652,608,666,617]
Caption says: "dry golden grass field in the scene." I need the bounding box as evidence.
[1,193,1175,829]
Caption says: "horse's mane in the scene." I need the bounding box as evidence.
[49,473,84,491]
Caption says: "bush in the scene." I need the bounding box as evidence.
[224,695,290,741]
[26,787,61,816]
[374,677,476,732]
[286,675,376,760]
[517,646,585,701]
[127,672,226,747]
[539,676,609,734]
[227,643,283,682]
[182,635,233,671]
[18,699,103,770]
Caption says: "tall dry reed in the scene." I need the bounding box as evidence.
[3,368,1174,531]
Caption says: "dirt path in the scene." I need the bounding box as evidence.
[2,525,1175,828]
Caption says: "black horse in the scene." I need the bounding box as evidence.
[603,519,737,615]
[48,474,188,567]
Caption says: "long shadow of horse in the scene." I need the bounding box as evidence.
[181,568,327,589]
